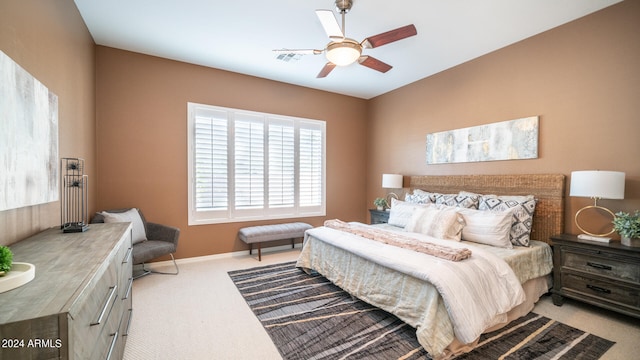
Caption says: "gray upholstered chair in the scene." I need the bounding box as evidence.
[91,208,180,278]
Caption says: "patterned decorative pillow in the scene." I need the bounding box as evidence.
[435,192,479,209]
[479,195,537,246]
[405,189,435,204]
[388,199,429,228]
[405,206,465,241]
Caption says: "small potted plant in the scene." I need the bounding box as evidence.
[612,211,640,247]
[374,197,388,211]
[0,246,13,276]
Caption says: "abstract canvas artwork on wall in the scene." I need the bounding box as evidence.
[0,50,59,211]
[426,116,538,164]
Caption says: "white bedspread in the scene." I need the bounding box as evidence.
[296,224,528,357]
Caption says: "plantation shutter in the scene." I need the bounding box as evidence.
[299,126,323,207]
[194,110,228,211]
[234,114,264,209]
[268,121,295,208]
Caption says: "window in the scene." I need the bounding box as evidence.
[188,102,326,225]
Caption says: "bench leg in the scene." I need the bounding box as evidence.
[246,236,300,262]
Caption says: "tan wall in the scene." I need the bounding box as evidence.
[367,1,640,238]
[95,47,368,259]
[2,0,638,253]
[0,0,95,246]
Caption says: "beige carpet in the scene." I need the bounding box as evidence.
[124,247,640,360]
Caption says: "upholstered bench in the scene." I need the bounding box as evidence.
[238,222,312,261]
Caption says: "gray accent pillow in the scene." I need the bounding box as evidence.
[101,208,148,244]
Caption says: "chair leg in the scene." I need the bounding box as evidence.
[138,253,179,278]
[133,267,151,279]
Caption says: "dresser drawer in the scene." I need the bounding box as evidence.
[562,248,640,284]
[563,272,640,309]
[92,235,132,360]
[116,308,133,360]
[90,298,124,360]
[118,234,133,300]
[69,259,119,359]
[119,239,132,275]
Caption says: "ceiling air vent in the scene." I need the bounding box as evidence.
[275,53,302,62]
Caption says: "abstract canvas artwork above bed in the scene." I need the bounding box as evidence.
[426,116,539,164]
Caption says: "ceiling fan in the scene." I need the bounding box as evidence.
[273,0,417,78]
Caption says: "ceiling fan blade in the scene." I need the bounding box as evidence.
[361,24,417,49]
[273,49,323,55]
[316,62,336,78]
[316,10,344,40]
[358,56,392,73]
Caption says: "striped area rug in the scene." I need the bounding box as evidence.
[229,261,614,360]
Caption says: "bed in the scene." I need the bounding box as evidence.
[296,174,565,359]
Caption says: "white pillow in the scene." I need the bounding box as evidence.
[388,199,429,228]
[101,208,147,244]
[458,208,513,248]
[479,194,537,247]
[405,206,464,241]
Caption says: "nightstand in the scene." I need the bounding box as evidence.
[550,234,640,319]
[369,209,390,224]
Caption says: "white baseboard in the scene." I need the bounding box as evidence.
[141,242,303,269]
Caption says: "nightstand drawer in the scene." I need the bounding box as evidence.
[563,273,640,309]
[563,250,640,284]
[369,209,389,224]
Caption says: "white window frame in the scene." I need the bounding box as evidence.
[187,102,326,225]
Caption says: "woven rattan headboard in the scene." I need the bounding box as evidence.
[408,174,566,244]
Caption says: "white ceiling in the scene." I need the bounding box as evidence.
[73,0,621,99]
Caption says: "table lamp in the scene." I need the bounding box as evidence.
[570,170,625,240]
[382,174,403,208]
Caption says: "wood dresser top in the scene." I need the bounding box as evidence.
[0,223,131,324]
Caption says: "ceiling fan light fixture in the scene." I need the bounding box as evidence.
[277,1,417,78]
[326,40,362,66]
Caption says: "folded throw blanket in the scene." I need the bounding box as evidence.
[324,219,472,261]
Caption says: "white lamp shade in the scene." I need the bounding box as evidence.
[570,170,625,199]
[382,174,403,189]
